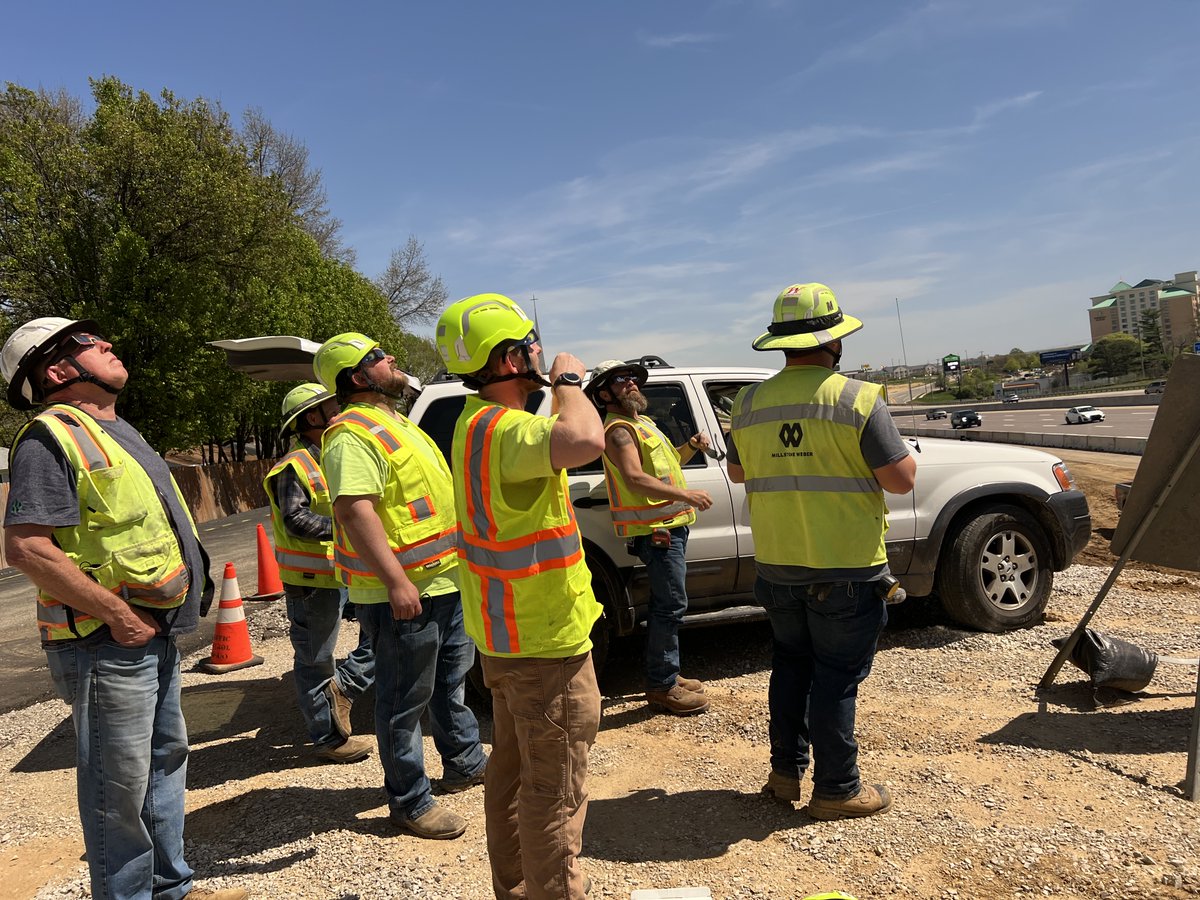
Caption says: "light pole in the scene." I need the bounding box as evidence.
[894,298,915,406]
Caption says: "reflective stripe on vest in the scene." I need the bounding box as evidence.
[457,404,588,656]
[18,405,192,641]
[601,415,695,536]
[263,447,338,587]
[730,369,888,569]
[323,404,459,589]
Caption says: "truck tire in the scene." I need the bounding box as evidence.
[936,504,1053,633]
[465,558,612,699]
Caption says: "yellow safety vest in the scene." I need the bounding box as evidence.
[13,404,194,642]
[263,445,339,589]
[452,396,601,658]
[601,413,696,537]
[730,367,888,569]
[322,404,459,590]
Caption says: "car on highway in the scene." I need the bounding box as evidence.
[1145,380,1167,395]
[1002,394,1020,403]
[1065,405,1105,425]
[925,408,948,420]
[950,409,982,429]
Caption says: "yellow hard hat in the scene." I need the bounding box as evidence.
[752,283,862,351]
[436,294,535,375]
[279,383,333,436]
[313,332,379,391]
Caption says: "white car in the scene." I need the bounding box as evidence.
[410,359,1091,656]
[1065,405,1105,424]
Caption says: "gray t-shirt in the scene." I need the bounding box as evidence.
[6,412,210,639]
[728,394,911,585]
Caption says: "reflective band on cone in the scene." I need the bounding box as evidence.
[199,562,265,674]
[247,522,284,601]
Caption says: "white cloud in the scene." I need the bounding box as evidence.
[637,31,721,49]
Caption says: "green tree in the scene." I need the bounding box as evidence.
[1088,333,1144,378]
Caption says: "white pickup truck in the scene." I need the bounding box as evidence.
[408,357,1092,668]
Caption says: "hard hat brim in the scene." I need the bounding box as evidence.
[6,318,103,410]
[751,314,863,352]
[583,362,649,401]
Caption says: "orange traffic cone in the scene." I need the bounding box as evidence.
[246,522,284,601]
[199,563,265,674]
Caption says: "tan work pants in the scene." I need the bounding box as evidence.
[481,652,600,900]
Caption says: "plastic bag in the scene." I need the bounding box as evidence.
[1051,628,1159,692]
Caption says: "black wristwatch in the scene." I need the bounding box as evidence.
[553,372,583,388]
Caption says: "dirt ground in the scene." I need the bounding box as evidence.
[8,448,1200,900]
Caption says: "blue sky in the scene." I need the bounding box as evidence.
[5,1,1200,373]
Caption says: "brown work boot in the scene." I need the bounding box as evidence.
[676,675,705,693]
[395,802,468,839]
[762,770,804,802]
[314,735,373,764]
[187,888,249,900]
[806,783,893,821]
[645,684,710,715]
[324,679,353,739]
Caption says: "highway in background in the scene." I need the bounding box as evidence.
[891,404,1157,439]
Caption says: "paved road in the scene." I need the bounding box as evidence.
[0,507,271,714]
[892,404,1157,439]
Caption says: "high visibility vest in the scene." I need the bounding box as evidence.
[730,367,889,569]
[263,445,339,589]
[601,413,696,537]
[452,396,602,658]
[322,404,459,590]
[13,404,194,642]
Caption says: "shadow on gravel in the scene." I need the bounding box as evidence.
[11,715,74,773]
[185,784,388,870]
[584,786,814,862]
[979,707,1194,757]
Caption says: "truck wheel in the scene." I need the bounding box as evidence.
[936,504,1053,632]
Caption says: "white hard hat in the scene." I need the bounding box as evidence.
[1,317,102,410]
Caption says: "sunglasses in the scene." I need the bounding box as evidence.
[609,373,640,386]
[357,347,387,368]
[52,333,105,362]
[505,331,541,355]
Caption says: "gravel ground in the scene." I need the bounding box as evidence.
[3,558,1200,900]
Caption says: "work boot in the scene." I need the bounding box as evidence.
[762,770,804,802]
[645,684,710,715]
[440,759,488,793]
[314,735,373,764]
[806,783,893,821]
[324,678,353,739]
[676,675,705,693]
[395,802,468,840]
[187,888,249,900]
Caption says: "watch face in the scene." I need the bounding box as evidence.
[555,372,582,386]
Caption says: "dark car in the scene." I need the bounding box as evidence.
[951,409,982,429]
[925,408,948,420]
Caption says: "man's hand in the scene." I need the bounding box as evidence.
[388,579,423,621]
[685,489,714,511]
[691,432,713,453]
[110,607,160,647]
[547,352,587,384]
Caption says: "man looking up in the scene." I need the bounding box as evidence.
[314,333,487,840]
[1,318,243,900]
[584,359,713,715]
[263,383,375,764]
[728,283,916,821]
[436,294,605,900]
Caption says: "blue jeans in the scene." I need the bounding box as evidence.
[633,525,689,691]
[44,634,193,900]
[356,593,486,820]
[285,584,376,748]
[754,576,887,800]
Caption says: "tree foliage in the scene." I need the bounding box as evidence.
[376,235,448,324]
[0,78,435,458]
[1087,333,1145,378]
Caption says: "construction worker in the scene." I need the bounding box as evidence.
[584,359,712,715]
[313,333,486,840]
[263,383,375,764]
[728,283,916,821]
[0,318,244,900]
[436,294,604,900]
